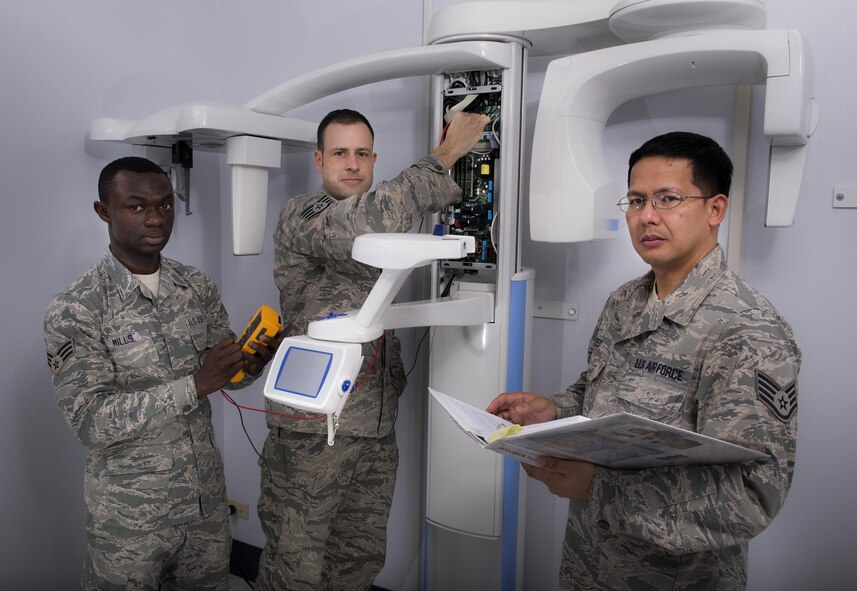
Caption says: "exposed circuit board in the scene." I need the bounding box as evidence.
[440,70,502,278]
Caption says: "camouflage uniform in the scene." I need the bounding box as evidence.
[259,155,460,590]
[44,251,254,591]
[552,246,800,590]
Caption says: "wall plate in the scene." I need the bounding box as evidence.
[833,187,857,209]
[534,299,578,321]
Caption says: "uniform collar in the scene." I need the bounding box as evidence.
[661,245,727,326]
[101,249,189,302]
[618,245,726,338]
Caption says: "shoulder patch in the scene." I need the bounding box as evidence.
[756,370,797,423]
[47,340,75,375]
[300,195,335,221]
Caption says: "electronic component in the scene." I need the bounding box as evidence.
[263,335,363,416]
[440,69,501,276]
[230,304,282,382]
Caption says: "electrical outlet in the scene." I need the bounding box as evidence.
[228,499,249,520]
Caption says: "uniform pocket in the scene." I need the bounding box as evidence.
[106,447,171,474]
[586,338,612,383]
[614,358,692,422]
[188,319,209,352]
[586,348,693,423]
[105,330,158,370]
[92,446,173,532]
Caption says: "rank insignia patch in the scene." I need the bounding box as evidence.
[47,340,74,375]
[300,196,335,221]
[756,370,797,423]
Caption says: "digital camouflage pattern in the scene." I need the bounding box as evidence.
[82,508,230,590]
[44,251,252,589]
[552,246,800,590]
[270,155,461,436]
[260,154,461,590]
[256,430,398,591]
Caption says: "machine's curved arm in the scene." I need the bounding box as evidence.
[246,41,514,115]
[530,29,819,242]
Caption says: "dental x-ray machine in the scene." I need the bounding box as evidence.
[262,233,492,446]
[89,1,817,589]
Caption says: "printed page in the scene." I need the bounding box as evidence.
[430,389,766,469]
[429,387,513,440]
[511,413,590,434]
[495,413,766,469]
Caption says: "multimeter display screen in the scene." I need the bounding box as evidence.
[237,312,262,348]
[274,346,333,398]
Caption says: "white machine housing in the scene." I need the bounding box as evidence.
[262,234,492,446]
[530,27,818,241]
[263,335,363,417]
[89,0,817,255]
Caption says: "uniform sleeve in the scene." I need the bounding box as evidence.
[44,274,243,450]
[588,307,800,555]
[552,374,586,418]
[278,155,461,262]
[553,304,612,417]
[45,295,194,450]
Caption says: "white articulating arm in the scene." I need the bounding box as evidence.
[530,28,819,242]
[307,234,494,343]
[264,233,494,446]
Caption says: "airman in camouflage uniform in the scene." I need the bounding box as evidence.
[44,157,279,591]
[259,109,490,590]
[488,132,800,590]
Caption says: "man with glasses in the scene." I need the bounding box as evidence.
[488,132,800,590]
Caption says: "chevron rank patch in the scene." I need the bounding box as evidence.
[47,340,74,375]
[756,370,797,423]
[300,195,335,221]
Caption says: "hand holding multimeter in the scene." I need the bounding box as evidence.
[230,305,283,382]
[192,305,282,398]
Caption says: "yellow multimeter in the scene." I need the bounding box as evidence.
[230,305,282,382]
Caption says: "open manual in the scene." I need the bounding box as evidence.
[429,388,766,469]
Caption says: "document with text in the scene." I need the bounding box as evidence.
[429,388,766,469]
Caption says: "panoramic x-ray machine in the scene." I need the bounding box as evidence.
[90,1,817,588]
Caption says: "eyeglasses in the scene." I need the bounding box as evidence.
[617,192,714,214]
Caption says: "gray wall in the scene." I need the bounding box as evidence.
[2,1,854,590]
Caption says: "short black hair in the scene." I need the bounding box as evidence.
[98,156,169,203]
[316,109,374,151]
[628,132,733,197]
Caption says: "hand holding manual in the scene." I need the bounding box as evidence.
[429,388,766,469]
